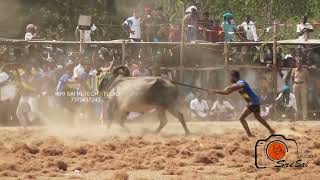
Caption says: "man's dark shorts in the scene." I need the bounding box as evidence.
[248,104,260,113]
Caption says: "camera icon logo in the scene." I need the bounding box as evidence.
[266,140,287,161]
[255,134,299,169]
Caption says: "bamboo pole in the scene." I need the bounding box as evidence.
[272,21,278,102]
[206,70,210,88]
[121,40,126,64]
[179,6,185,83]
[224,42,229,68]
[79,30,84,54]
[160,65,291,71]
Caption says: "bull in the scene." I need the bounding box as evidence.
[100,66,190,135]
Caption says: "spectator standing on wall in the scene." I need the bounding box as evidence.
[25,24,38,41]
[153,6,169,42]
[221,13,237,42]
[122,9,142,42]
[75,24,97,43]
[239,15,258,42]
[297,16,313,41]
[198,12,214,41]
[141,6,155,42]
[184,6,199,41]
[212,19,223,42]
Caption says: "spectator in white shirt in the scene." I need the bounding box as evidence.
[0,66,10,86]
[239,15,258,41]
[190,92,209,119]
[210,96,235,120]
[297,16,313,41]
[122,10,142,42]
[75,24,97,43]
[73,58,85,81]
[25,24,38,41]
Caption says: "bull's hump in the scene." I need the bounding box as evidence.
[122,76,160,83]
[123,76,159,80]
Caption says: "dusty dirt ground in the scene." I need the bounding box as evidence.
[0,118,320,180]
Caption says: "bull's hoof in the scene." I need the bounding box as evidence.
[123,129,131,133]
[120,126,131,133]
[152,130,161,134]
[106,122,112,129]
[185,130,191,136]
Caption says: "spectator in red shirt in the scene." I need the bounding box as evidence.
[211,19,223,42]
[169,24,181,42]
[198,12,214,41]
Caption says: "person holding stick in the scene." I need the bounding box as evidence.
[208,70,275,137]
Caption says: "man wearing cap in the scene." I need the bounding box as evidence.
[275,86,297,120]
[184,6,199,41]
[221,13,237,42]
[291,60,309,120]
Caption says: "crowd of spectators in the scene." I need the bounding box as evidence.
[120,6,268,43]
[0,5,320,127]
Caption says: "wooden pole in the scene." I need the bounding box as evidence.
[121,40,126,65]
[224,42,229,87]
[272,21,278,102]
[179,6,185,83]
[206,70,210,88]
[79,30,84,54]
[224,42,229,67]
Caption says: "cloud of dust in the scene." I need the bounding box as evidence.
[39,105,162,142]
[0,0,25,38]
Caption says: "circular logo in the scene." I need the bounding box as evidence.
[266,141,287,161]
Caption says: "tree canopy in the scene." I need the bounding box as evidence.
[0,0,319,40]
